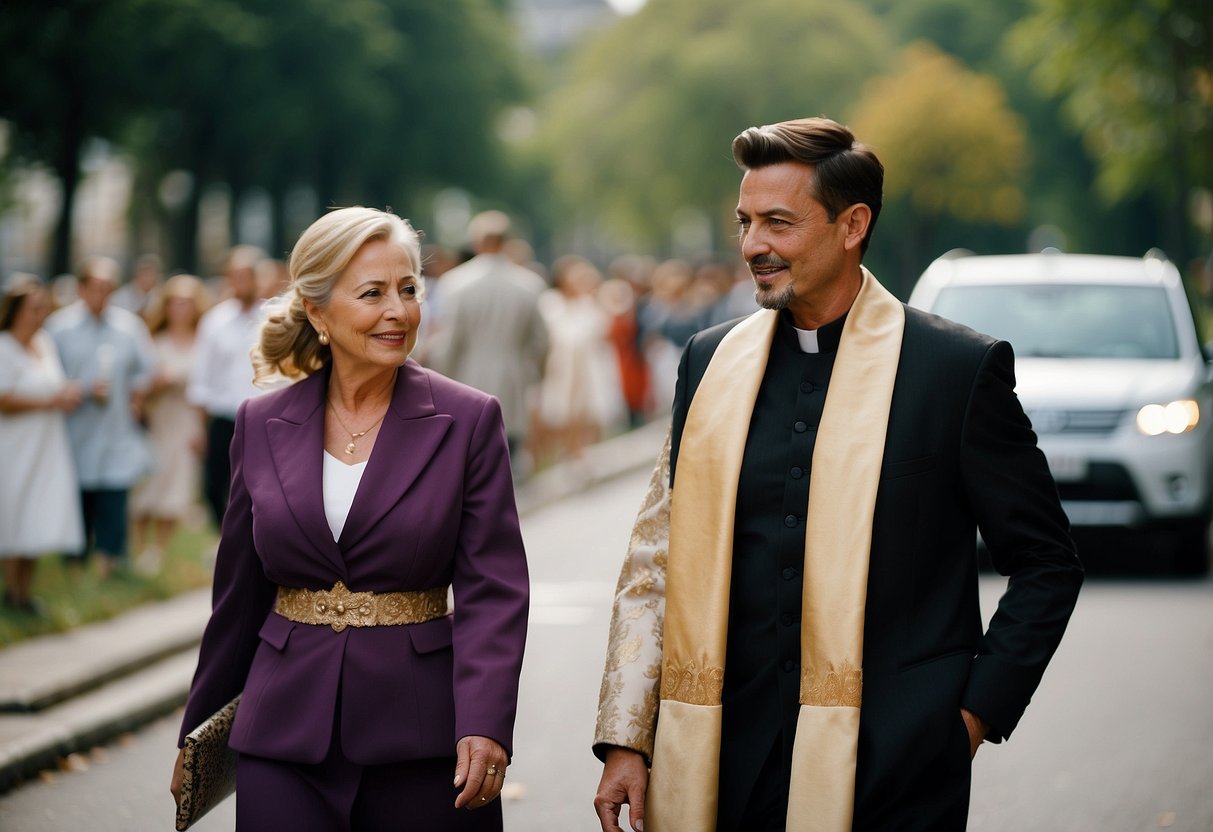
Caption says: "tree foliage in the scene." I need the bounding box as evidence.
[843,41,1030,290]
[1009,0,1211,265]
[538,0,895,252]
[0,0,166,272]
[0,0,527,272]
[850,42,1027,227]
[1010,0,1211,205]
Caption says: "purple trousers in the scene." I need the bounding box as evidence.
[236,738,502,831]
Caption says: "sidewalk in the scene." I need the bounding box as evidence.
[0,419,667,793]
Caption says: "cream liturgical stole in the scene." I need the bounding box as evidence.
[649,270,904,832]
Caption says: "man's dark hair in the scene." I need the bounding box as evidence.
[732,117,884,254]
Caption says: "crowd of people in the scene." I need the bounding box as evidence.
[417,212,759,471]
[0,211,756,613]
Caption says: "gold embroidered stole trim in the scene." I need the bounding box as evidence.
[651,308,778,830]
[789,271,904,832]
[800,272,903,708]
[662,309,779,705]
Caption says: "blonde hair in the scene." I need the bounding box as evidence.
[145,274,210,334]
[252,207,423,385]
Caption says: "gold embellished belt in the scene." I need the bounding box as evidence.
[275,581,449,632]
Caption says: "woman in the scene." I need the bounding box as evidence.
[171,207,529,830]
[129,274,210,574]
[0,278,84,612]
[536,256,624,461]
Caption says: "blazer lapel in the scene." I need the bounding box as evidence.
[338,360,453,551]
[266,371,348,575]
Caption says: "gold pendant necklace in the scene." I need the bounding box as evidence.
[327,401,386,455]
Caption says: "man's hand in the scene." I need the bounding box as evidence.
[961,708,988,759]
[594,747,649,832]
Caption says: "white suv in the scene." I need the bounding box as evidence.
[909,250,1213,574]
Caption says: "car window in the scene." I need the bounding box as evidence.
[932,283,1179,359]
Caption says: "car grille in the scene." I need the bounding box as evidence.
[1054,462,1140,502]
[1027,409,1126,435]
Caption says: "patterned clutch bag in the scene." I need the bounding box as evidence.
[175,695,241,831]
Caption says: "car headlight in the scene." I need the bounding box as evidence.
[1136,400,1200,435]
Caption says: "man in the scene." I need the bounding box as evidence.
[187,245,266,528]
[427,211,549,465]
[110,253,164,321]
[48,256,157,578]
[592,118,1083,832]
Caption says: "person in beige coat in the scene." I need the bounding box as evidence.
[427,211,549,464]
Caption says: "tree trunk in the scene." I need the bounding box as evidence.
[272,182,289,261]
[51,110,85,277]
[178,179,203,274]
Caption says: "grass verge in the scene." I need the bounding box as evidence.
[0,523,216,647]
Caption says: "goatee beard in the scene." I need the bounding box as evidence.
[755,281,795,311]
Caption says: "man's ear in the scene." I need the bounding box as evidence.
[841,204,872,253]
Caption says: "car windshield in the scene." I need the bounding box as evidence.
[932,283,1180,359]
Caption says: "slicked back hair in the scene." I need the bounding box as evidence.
[732,117,883,255]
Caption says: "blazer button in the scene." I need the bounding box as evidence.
[784,514,798,528]
[781,567,798,581]
[793,420,808,433]
[782,659,797,673]
[800,382,815,393]
[790,466,804,479]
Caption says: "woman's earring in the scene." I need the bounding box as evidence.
[318,330,330,345]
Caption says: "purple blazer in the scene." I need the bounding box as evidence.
[178,359,529,765]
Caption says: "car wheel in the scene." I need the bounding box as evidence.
[1172,515,1211,576]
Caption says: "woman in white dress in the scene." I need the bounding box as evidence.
[0,278,85,613]
[536,257,624,461]
[130,275,210,574]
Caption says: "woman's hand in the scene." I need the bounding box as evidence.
[452,735,509,810]
[170,747,185,806]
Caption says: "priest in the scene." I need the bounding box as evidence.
[591,117,1083,832]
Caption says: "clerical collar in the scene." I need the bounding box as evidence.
[782,309,848,354]
[793,327,820,353]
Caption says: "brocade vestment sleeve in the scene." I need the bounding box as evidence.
[592,429,672,763]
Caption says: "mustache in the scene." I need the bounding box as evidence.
[749,255,790,270]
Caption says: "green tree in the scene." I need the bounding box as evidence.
[135,0,527,269]
[538,0,894,255]
[0,0,527,274]
[1009,0,1213,265]
[0,0,155,274]
[849,0,1192,267]
[849,42,1028,289]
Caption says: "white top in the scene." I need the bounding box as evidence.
[0,331,85,556]
[187,297,266,418]
[322,451,367,542]
[793,326,821,354]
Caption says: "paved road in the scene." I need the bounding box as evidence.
[1,465,1210,831]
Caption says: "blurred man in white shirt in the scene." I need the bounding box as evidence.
[187,245,266,528]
